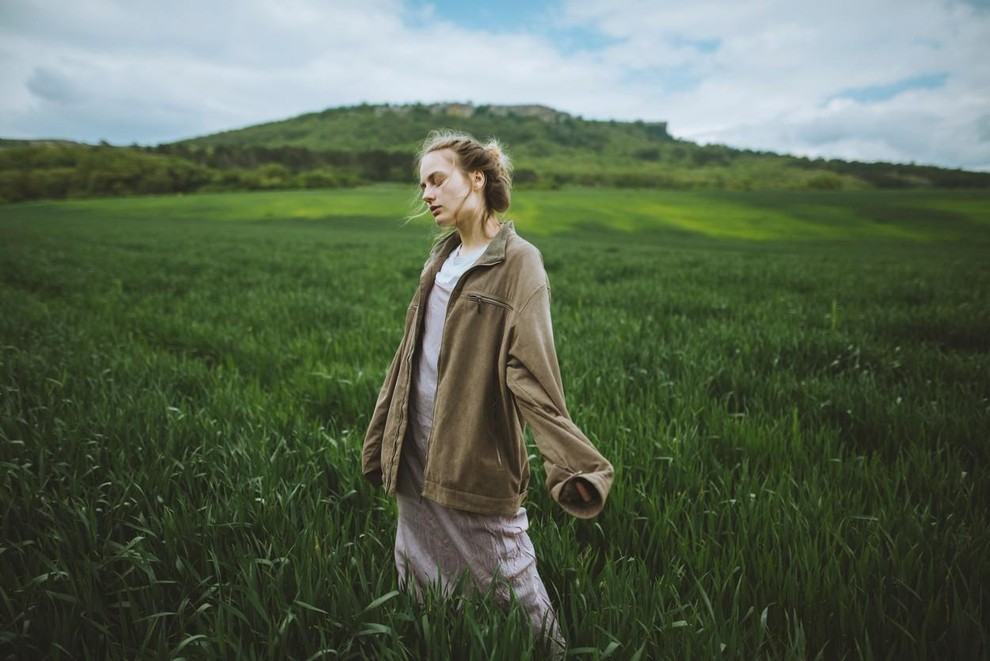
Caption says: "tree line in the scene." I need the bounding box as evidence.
[1,139,987,204]
[0,143,412,203]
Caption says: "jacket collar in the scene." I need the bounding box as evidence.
[477,220,513,266]
[432,220,514,270]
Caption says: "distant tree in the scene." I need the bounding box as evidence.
[513,168,540,186]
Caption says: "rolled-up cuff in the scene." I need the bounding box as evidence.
[550,471,611,519]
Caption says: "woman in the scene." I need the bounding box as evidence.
[362,130,613,651]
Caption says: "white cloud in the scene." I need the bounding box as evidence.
[0,0,987,170]
[0,0,621,142]
[559,0,990,169]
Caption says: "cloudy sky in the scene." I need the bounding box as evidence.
[2,0,988,170]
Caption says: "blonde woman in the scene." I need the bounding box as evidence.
[363,130,613,652]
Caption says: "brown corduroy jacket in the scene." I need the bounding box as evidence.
[362,221,613,518]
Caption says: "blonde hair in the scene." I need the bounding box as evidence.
[417,129,513,215]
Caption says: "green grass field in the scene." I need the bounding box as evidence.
[1,187,989,659]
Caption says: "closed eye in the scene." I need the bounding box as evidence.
[420,172,446,190]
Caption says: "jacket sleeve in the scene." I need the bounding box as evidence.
[362,340,403,487]
[506,283,613,518]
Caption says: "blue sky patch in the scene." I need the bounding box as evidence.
[549,24,622,54]
[411,0,620,54]
[418,0,559,33]
[669,35,721,54]
[619,65,702,94]
[833,72,949,104]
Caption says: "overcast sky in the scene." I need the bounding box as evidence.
[2,0,988,170]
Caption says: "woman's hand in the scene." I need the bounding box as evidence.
[574,478,593,503]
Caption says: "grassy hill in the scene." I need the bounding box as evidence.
[169,102,989,190]
[3,103,989,203]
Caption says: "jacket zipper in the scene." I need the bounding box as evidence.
[466,292,513,312]
[422,260,502,491]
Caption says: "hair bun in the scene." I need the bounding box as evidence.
[484,140,513,177]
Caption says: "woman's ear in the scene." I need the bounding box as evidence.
[472,170,485,190]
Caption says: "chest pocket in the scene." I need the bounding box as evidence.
[466,292,513,313]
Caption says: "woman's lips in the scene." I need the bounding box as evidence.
[430,205,441,216]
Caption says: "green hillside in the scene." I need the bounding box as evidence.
[168,102,989,190]
[3,103,988,203]
[176,103,674,156]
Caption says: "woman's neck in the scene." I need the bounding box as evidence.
[456,214,500,253]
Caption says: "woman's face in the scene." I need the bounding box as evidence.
[419,149,485,229]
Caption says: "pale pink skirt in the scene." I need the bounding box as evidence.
[395,493,565,652]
